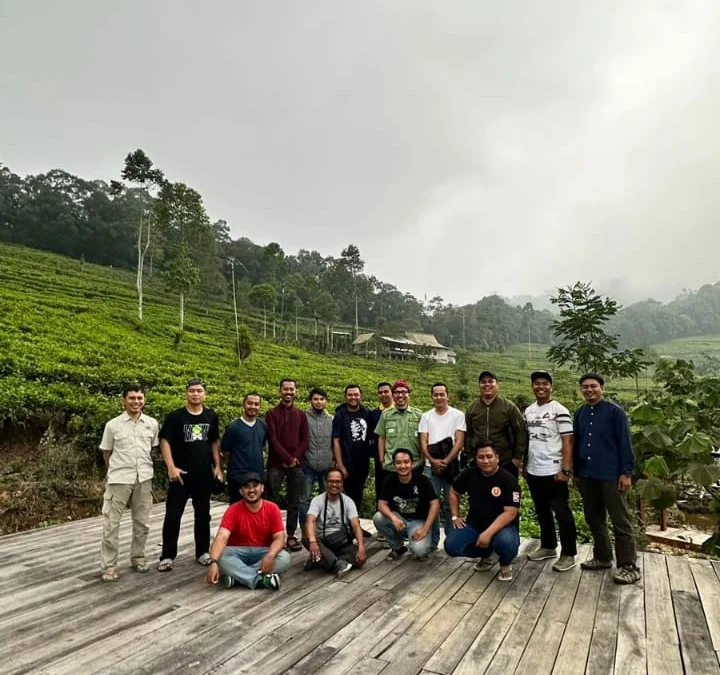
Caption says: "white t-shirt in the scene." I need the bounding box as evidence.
[419,407,466,466]
[525,400,573,477]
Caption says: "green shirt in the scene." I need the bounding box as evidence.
[375,406,423,470]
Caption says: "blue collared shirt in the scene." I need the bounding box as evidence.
[573,399,634,481]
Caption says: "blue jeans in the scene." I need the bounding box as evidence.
[299,466,328,528]
[444,523,520,566]
[372,511,433,559]
[423,466,452,548]
[218,546,292,588]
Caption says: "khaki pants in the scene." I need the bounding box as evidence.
[100,479,153,571]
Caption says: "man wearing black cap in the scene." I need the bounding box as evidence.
[465,371,528,477]
[158,378,222,571]
[524,371,577,571]
[206,473,291,590]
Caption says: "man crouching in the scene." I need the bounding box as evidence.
[206,473,291,590]
[303,468,367,577]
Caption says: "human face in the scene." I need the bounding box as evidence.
[377,385,393,408]
[325,472,344,497]
[531,378,552,405]
[123,390,145,416]
[581,378,605,405]
[240,480,264,504]
[345,387,361,410]
[186,384,206,407]
[479,376,498,400]
[431,386,449,411]
[475,447,499,476]
[392,387,410,410]
[279,381,297,406]
[310,394,327,412]
[393,451,413,478]
[243,395,261,419]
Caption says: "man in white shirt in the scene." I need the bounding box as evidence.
[524,371,577,571]
[419,382,466,550]
[99,385,160,581]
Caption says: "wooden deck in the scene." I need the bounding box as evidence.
[1,502,720,675]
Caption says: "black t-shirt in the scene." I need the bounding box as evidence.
[347,409,370,459]
[452,466,520,532]
[379,472,437,521]
[160,407,220,481]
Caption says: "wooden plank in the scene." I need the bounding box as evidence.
[666,554,696,593]
[644,552,683,675]
[614,572,646,675]
[585,570,621,675]
[672,589,720,675]
[689,558,720,651]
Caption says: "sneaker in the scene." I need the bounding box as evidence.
[361,529,373,539]
[580,558,613,571]
[197,553,212,566]
[376,534,387,543]
[335,561,353,578]
[386,546,408,561]
[221,575,236,589]
[613,566,641,585]
[260,573,281,590]
[552,555,576,572]
[528,547,557,562]
[473,553,499,572]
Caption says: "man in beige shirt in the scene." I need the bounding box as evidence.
[99,385,159,581]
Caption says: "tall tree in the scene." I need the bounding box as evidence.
[340,244,364,337]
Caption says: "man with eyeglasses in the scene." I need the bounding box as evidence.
[375,380,423,478]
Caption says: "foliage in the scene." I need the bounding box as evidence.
[548,282,648,379]
[630,359,720,552]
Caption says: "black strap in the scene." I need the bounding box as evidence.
[322,494,348,540]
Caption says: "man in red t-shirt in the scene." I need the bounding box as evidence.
[206,473,291,589]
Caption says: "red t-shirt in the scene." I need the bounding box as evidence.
[219,500,284,547]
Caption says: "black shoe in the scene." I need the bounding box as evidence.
[361,529,373,539]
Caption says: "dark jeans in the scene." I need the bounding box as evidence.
[372,456,385,504]
[302,536,358,573]
[299,466,328,527]
[344,459,370,517]
[578,477,637,567]
[526,473,577,556]
[267,466,304,537]
[444,523,520,566]
[161,479,211,560]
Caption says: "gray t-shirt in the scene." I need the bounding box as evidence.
[307,493,358,536]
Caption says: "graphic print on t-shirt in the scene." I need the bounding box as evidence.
[350,417,368,442]
[526,411,557,443]
[184,423,210,442]
[392,484,420,515]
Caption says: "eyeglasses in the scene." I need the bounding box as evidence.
[326,479,343,485]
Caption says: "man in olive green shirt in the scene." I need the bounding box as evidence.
[375,380,423,472]
[465,370,528,477]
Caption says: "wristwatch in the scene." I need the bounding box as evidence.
[561,468,573,477]
[451,516,459,521]
[208,558,219,565]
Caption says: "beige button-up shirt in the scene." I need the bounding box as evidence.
[99,412,160,484]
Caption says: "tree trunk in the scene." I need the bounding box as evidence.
[179,291,185,331]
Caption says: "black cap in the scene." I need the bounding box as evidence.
[530,370,553,384]
[239,472,264,486]
[478,370,497,381]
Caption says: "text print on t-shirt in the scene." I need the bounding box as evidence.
[184,423,210,443]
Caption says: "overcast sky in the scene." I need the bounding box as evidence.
[1,0,719,306]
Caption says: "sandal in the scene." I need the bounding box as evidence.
[286,536,302,552]
[131,561,149,573]
[157,558,174,572]
[101,568,119,582]
[498,566,513,582]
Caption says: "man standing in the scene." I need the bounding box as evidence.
[158,378,222,571]
[206,473,291,590]
[266,378,309,552]
[300,387,334,529]
[375,380,423,474]
[221,393,267,505]
[419,382,466,551]
[574,374,640,585]
[368,381,394,503]
[524,371,578,571]
[333,384,373,518]
[303,468,367,577]
[373,449,440,560]
[98,385,159,581]
[444,443,521,581]
[465,371,528,477]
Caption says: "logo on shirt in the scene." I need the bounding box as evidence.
[512,491,520,504]
[491,486,501,497]
[184,423,210,442]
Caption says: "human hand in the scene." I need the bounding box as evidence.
[259,553,276,575]
[169,466,187,485]
[206,563,219,585]
[476,530,492,548]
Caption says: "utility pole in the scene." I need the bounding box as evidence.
[226,258,248,365]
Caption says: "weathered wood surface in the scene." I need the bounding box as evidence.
[0,501,717,675]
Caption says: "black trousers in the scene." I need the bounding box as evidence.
[267,466,304,536]
[161,479,211,560]
[578,478,636,567]
[302,536,358,572]
[526,473,578,556]
[344,459,370,517]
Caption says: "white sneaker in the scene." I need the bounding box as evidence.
[196,553,212,566]
[335,561,353,578]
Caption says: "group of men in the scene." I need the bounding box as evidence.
[98,369,641,590]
